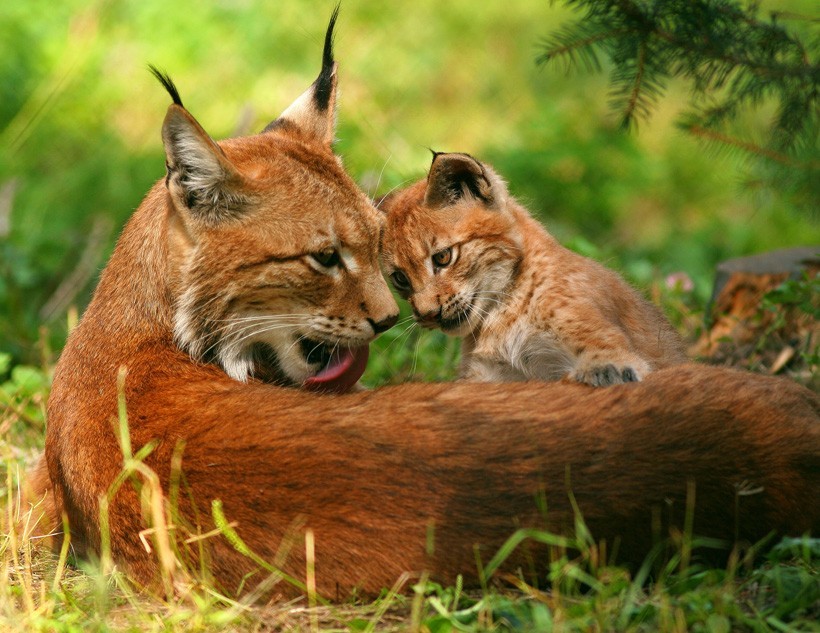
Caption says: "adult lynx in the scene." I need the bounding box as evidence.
[27,11,819,599]
[381,152,687,385]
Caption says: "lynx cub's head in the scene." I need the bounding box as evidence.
[381,153,523,336]
[155,10,398,392]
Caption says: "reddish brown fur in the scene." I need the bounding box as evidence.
[34,342,820,598]
[25,34,820,601]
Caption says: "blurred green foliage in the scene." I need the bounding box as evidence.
[1,0,818,375]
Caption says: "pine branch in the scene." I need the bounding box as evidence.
[538,25,628,72]
[538,0,819,210]
[619,38,648,128]
[683,123,816,169]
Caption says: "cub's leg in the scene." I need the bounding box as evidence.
[550,313,652,386]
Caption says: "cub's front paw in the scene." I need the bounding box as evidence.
[570,363,642,387]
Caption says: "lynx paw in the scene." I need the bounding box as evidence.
[570,363,642,387]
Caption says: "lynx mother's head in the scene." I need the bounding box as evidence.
[148,10,397,393]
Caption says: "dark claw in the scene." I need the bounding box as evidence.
[621,367,639,382]
[579,364,639,387]
[599,364,620,386]
[582,364,619,386]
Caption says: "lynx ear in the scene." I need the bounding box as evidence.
[263,6,339,145]
[150,67,247,224]
[424,153,505,210]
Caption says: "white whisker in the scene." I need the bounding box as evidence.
[208,317,311,335]
[409,329,424,378]
[283,333,311,361]
[204,321,302,359]
[375,321,417,357]
[374,178,412,211]
[211,314,315,324]
[394,314,416,327]
[367,154,393,200]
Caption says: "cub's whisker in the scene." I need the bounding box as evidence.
[374,321,417,358]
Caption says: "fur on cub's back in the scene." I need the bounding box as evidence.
[381,153,687,385]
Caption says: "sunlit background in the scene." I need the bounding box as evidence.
[1,0,817,382]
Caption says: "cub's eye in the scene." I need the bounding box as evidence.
[432,247,453,268]
[390,271,411,292]
[311,248,340,268]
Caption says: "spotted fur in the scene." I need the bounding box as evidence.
[381,153,688,386]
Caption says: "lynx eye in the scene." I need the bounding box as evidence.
[311,248,340,268]
[390,271,411,292]
[432,247,453,268]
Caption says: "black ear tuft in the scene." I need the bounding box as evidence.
[261,6,339,144]
[427,148,444,161]
[425,153,495,209]
[313,3,339,112]
[149,65,183,107]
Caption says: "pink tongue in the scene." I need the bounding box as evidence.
[303,345,369,394]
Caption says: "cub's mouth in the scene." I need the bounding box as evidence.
[438,305,473,332]
[300,337,369,394]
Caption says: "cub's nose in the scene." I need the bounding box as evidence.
[368,314,399,335]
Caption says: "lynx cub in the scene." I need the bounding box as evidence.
[381,153,687,386]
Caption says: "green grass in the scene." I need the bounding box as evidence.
[363,310,462,387]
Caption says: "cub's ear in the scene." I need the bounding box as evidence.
[262,6,339,146]
[424,153,506,210]
[150,67,248,224]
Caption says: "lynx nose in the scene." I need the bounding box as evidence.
[368,314,398,335]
